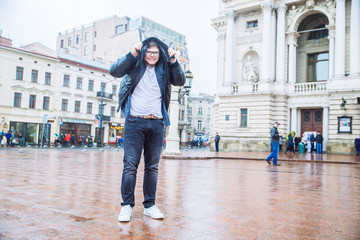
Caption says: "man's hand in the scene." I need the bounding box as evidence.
[168,47,177,63]
[131,42,143,57]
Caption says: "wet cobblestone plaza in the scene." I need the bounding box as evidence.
[0,148,359,239]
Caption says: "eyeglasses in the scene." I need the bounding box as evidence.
[146,51,159,56]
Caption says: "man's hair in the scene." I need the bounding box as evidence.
[147,40,159,49]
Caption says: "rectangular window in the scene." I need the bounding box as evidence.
[112,85,117,95]
[87,102,93,114]
[76,35,80,44]
[31,70,38,83]
[61,99,68,111]
[247,20,258,28]
[187,107,192,114]
[198,107,203,115]
[307,52,329,82]
[101,82,106,91]
[43,96,50,110]
[68,37,72,46]
[16,66,24,80]
[14,93,22,107]
[85,32,89,42]
[240,109,248,128]
[115,25,124,34]
[197,120,202,131]
[63,74,70,87]
[88,80,94,91]
[93,45,96,51]
[74,101,81,113]
[76,77,83,89]
[111,106,116,117]
[45,72,51,85]
[29,95,36,109]
[60,39,64,48]
[84,46,88,56]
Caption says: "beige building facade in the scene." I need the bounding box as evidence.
[0,37,124,146]
[0,39,59,145]
[185,93,214,143]
[211,0,360,154]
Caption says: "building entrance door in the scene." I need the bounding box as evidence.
[301,109,323,134]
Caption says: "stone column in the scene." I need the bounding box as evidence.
[276,3,287,83]
[163,87,181,155]
[217,33,226,87]
[350,0,360,75]
[322,107,329,152]
[225,10,236,84]
[334,0,346,77]
[261,1,274,82]
[270,9,277,81]
[291,107,297,133]
[287,32,300,83]
[327,25,336,79]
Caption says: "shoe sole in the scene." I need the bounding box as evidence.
[144,213,164,219]
[266,159,271,165]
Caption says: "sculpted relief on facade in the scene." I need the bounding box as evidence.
[242,55,258,83]
[286,0,336,30]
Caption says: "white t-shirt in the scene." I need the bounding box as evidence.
[130,66,162,118]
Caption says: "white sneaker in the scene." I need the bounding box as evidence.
[144,205,164,219]
[118,205,132,222]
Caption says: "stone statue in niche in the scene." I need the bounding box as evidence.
[242,55,258,83]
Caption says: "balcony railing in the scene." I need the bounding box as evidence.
[294,82,327,94]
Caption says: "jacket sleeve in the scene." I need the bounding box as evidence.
[109,52,137,78]
[168,61,185,86]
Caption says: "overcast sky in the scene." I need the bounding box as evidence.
[0,0,218,95]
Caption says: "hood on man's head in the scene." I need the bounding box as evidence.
[139,37,170,63]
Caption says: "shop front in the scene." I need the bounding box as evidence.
[9,121,51,146]
[60,119,91,146]
[108,123,124,145]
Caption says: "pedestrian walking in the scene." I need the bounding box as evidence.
[265,121,282,166]
[64,133,71,147]
[0,134,4,147]
[71,134,75,146]
[315,131,323,154]
[294,134,301,152]
[310,133,315,152]
[285,132,295,155]
[109,37,185,222]
[355,135,360,156]
[215,132,220,152]
[6,131,11,147]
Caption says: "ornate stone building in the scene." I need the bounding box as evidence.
[211,0,360,154]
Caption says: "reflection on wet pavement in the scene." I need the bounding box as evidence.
[0,149,359,239]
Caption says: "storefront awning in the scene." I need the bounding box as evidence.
[63,118,87,124]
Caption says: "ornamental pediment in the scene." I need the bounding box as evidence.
[11,85,27,92]
[41,89,55,95]
[27,87,41,93]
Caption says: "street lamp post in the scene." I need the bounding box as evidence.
[163,70,193,155]
[97,84,105,147]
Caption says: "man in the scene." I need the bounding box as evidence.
[265,121,282,166]
[6,131,11,147]
[354,135,360,156]
[109,37,185,222]
[215,132,220,152]
[315,131,323,154]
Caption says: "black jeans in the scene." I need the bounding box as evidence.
[121,116,164,208]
